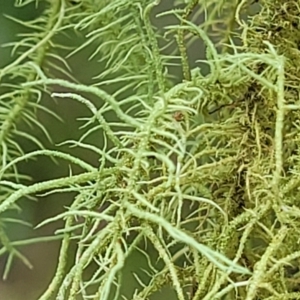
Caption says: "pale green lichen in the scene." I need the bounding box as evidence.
[1,0,300,299]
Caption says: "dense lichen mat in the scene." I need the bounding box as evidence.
[1,0,300,299]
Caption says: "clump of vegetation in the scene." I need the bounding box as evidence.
[1,0,300,299]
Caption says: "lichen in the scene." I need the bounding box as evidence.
[1,0,300,299]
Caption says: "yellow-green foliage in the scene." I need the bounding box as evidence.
[1,0,300,299]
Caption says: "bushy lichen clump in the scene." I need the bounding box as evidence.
[1,0,300,299]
